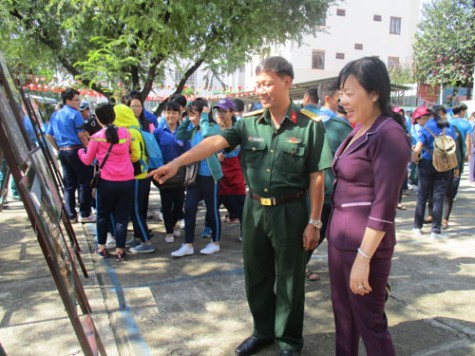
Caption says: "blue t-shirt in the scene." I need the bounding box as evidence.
[449,117,471,154]
[417,117,457,161]
[152,125,184,164]
[303,103,319,116]
[45,105,84,147]
[144,109,159,129]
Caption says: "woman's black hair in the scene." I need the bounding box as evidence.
[95,103,119,144]
[164,101,181,112]
[432,110,450,129]
[338,56,404,128]
[125,93,147,130]
[189,97,217,123]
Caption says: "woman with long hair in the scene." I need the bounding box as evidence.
[171,98,223,257]
[78,103,134,261]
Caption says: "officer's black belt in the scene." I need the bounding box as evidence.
[59,145,83,151]
[249,190,306,206]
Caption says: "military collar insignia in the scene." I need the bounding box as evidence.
[290,111,298,124]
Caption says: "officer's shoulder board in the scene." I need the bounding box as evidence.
[300,109,323,123]
[243,109,265,118]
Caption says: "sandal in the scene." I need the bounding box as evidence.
[397,203,407,210]
[116,251,125,262]
[305,269,320,281]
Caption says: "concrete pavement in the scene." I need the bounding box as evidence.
[1,171,474,355]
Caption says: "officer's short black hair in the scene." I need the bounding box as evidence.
[305,88,319,104]
[452,103,468,115]
[61,88,79,104]
[256,56,294,79]
[233,99,245,112]
[318,79,339,104]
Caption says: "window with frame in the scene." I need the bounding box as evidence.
[388,56,400,70]
[354,43,363,50]
[312,50,325,70]
[337,8,346,16]
[390,17,401,35]
[336,52,345,60]
[175,71,197,87]
[373,14,382,21]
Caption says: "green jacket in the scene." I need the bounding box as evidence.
[177,113,223,182]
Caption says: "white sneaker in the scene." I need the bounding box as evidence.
[79,214,96,223]
[171,244,194,257]
[412,228,423,236]
[430,232,448,239]
[173,228,181,237]
[105,233,116,249]
[200,243,220,255]
[165,234,174,243]
[179,219,185,229]
[239,236,242,242]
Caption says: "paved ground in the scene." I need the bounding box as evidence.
[0,170,474,355]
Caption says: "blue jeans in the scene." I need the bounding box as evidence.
[184,175,221,243]
[414,159,451,233]
[58,149,93,219]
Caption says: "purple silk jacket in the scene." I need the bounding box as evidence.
[327,115,411,251]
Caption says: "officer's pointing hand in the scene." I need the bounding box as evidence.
[147,160,179,184]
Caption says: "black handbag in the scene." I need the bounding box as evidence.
[90,143,114,188]
[155,162,199,190]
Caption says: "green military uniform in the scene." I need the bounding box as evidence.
[220,101,333,352]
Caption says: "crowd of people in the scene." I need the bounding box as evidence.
[42,55,475,355]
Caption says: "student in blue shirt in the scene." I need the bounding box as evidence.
[412,106,456,238]
[153,101,186,243]
[45,88,95,223]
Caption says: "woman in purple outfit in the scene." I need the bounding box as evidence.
[327,57,411,355]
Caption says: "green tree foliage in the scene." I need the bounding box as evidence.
[388,63,415,85]
[1,0,333,100]
[413,0,475,87]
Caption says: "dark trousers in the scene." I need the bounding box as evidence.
[58,149,93,219]
[159,187,185,233]
[428,170,455,221]
[242,197,307,352]
[220,194,245,220]
[96,179,133,248]
[329,245,395,356]
[184,175,220,243]
[414,159,451,233]
[131,177,151,241]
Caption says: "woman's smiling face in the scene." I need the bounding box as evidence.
[339,75,380,125]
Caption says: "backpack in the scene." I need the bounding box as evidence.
[424,126,458,172]
[130,126,164,171]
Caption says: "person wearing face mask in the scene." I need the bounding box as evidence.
[171,97,223,257]
[328,57,410,356]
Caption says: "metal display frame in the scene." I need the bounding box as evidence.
[0,52,106,356]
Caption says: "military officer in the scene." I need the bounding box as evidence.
[149,56,333,356]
